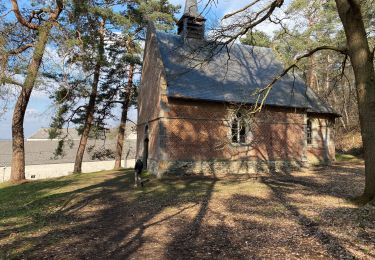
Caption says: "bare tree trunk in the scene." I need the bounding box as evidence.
[307,54,316,90]
[73,21,105,173]
[342,81,349,130]
[306,16,317,92]
[10,24,51,181]
[335,0,375,201]
[325,54,331,92]
[114,64,134,170]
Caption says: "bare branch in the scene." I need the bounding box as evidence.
[251,45,348,113]
[28,8,51,23]
[0,9,12,18]
[126,118,137,125]
[222,0,262,20]
[11,0,63,30]
[219,0,285,45]
[11,0,39,30]
[50,0,64,20]
[293,45,348,60]
[8,43,33,55]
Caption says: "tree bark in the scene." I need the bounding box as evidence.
[307,54,317,91]
[114,64,134,170]
[335,0,375,201]
[306,15,317,91]
[73,21,105,173]
[325,54,331,92]
[10,24,52,181]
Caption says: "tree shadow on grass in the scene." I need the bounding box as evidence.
[0,178,76,239]
[0,171,218,259]
[0,162,368,259]
[103,176,217,259]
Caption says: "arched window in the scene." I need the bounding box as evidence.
[231,112,246,144]
[306,119,312,145]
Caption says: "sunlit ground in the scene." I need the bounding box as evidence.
[0,159,373,259]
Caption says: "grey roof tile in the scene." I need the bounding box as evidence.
[155,31,338,115]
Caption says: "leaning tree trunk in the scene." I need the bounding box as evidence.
[73,61,101,173]
[114,64,134,170]
[10,24,51,181]
[335,0,375,201]
[73,21,105,173]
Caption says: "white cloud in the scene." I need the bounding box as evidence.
[31,89,50,99]
[25,108,40,117]
[0,107,50,139]
[24,107,52,122]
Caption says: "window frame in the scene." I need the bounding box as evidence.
[231,112,248,145]
[306,118,313,145]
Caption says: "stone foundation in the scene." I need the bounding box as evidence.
[147,159,160,177]
[147,159,306,177]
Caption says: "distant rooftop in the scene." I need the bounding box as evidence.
[28,128,81,140]
[27,123,137,141]
[0,124,138,166]
[0,139,136,167]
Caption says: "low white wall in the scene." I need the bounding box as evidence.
[0,159,135,183]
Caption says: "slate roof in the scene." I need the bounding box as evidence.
[155,31,338,116]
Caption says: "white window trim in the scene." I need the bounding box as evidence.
[306,118,313,146]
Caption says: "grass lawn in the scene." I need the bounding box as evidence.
[335,153,363,163]
[0,161,374,259]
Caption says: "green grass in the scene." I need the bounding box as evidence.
[0,168,217,258]
[0,169,140,257]
[335,153,362,162]
[0,170,121,226]
[0,169,211,228]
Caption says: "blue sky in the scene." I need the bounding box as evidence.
[0,0,286,140]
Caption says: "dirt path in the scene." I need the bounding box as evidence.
[1,162,374,259]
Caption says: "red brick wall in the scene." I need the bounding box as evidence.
[161,98,307,162]
[136,23,166,161]
[137,25,164,126]
[136,121,160,161]
[306,114,335,163]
